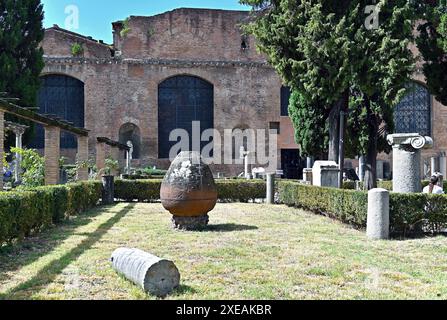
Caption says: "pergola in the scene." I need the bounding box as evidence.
[4,121,29,183]
[0,95,90,188]
[96,137,131,175]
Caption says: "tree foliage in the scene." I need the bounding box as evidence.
[0,0,45,146]
[416,1,447,105]
[242,0,415,188]
[0,0,44,107]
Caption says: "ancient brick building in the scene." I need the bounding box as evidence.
[37,8,300,177]
[36,8,447,179]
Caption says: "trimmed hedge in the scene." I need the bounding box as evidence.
[342,180,393,191]
[279,181,447,235]
[0,181,102,246]
[115,179,162,202]
[390,193,447,235]
[279,181,368,228]
[114,179,266,203]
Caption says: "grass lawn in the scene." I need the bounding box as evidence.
[1,202,447,300]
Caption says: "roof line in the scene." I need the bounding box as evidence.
[45,25,112,47]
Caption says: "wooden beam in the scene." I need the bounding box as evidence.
[97,137,130,151]
[0,98,88,136]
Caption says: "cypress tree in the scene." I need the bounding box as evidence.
[0,0,45,146]
[242,0,415,189]
[416,1,447,106]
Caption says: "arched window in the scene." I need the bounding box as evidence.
[281,86,291,116]
[158,75,214,159]
[394,82,431,136]
[119,123,141,159]
[30,75,85,149]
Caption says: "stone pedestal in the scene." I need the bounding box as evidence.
[387,134,433,193]
[312,161,340,188]
[44,126,61,185]
[303,168,313,184]
[367,188,390,240]
[171,215,209,231]
[77,135,89,181]
[440,154,447,178]
[266,173,275,204]
[102,175,115,205]
[0,111,4,190]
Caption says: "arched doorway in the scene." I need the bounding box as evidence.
[30,74,85,148]
[119,123,141,159]
[158,75,214,159]
[394,81,431,136]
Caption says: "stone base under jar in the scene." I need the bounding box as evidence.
[171,214,209,231]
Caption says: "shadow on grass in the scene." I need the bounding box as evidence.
[205,224,258,233]
[0,205,118,276]
[0,203,135,299]
[172,284,198,296]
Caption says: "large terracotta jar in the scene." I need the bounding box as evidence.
[161,152,218,230]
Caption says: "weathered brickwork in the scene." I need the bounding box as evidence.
[38,8,447,178]
[112,8,263,62]
[44,126,61,185]
[76,135,89,181]
[39,8,300,177]
[42,27,111,58]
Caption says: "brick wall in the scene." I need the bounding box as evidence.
[112,8,265,62]
[44,126,61,185]
[42,27,111,58]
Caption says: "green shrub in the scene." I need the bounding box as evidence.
[217,180,266,203]
[11,147,45,188]
[278,181,368,228]
[342,181,356,190]
[71,43,84,56]
[390,193,447,235]
[0,181,101,247]
[378,181,393,191]
[114,179,266,203]
[115,179,162,202]
[279,181,447,236]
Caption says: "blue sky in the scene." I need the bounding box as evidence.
[41,0,250,43]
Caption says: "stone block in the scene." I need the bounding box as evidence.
[367,188,390,240]
[312,161,339,188]
[303,168,313,184]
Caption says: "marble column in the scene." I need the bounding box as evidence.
[440,152,447,178]
[126,150,131,174]
[387,134,433,193]
[13,127,25,183]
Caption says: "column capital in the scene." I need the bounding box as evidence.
[387,133,433,151]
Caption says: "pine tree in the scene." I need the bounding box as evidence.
[0,0,45,145]
[242,0,415,189]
